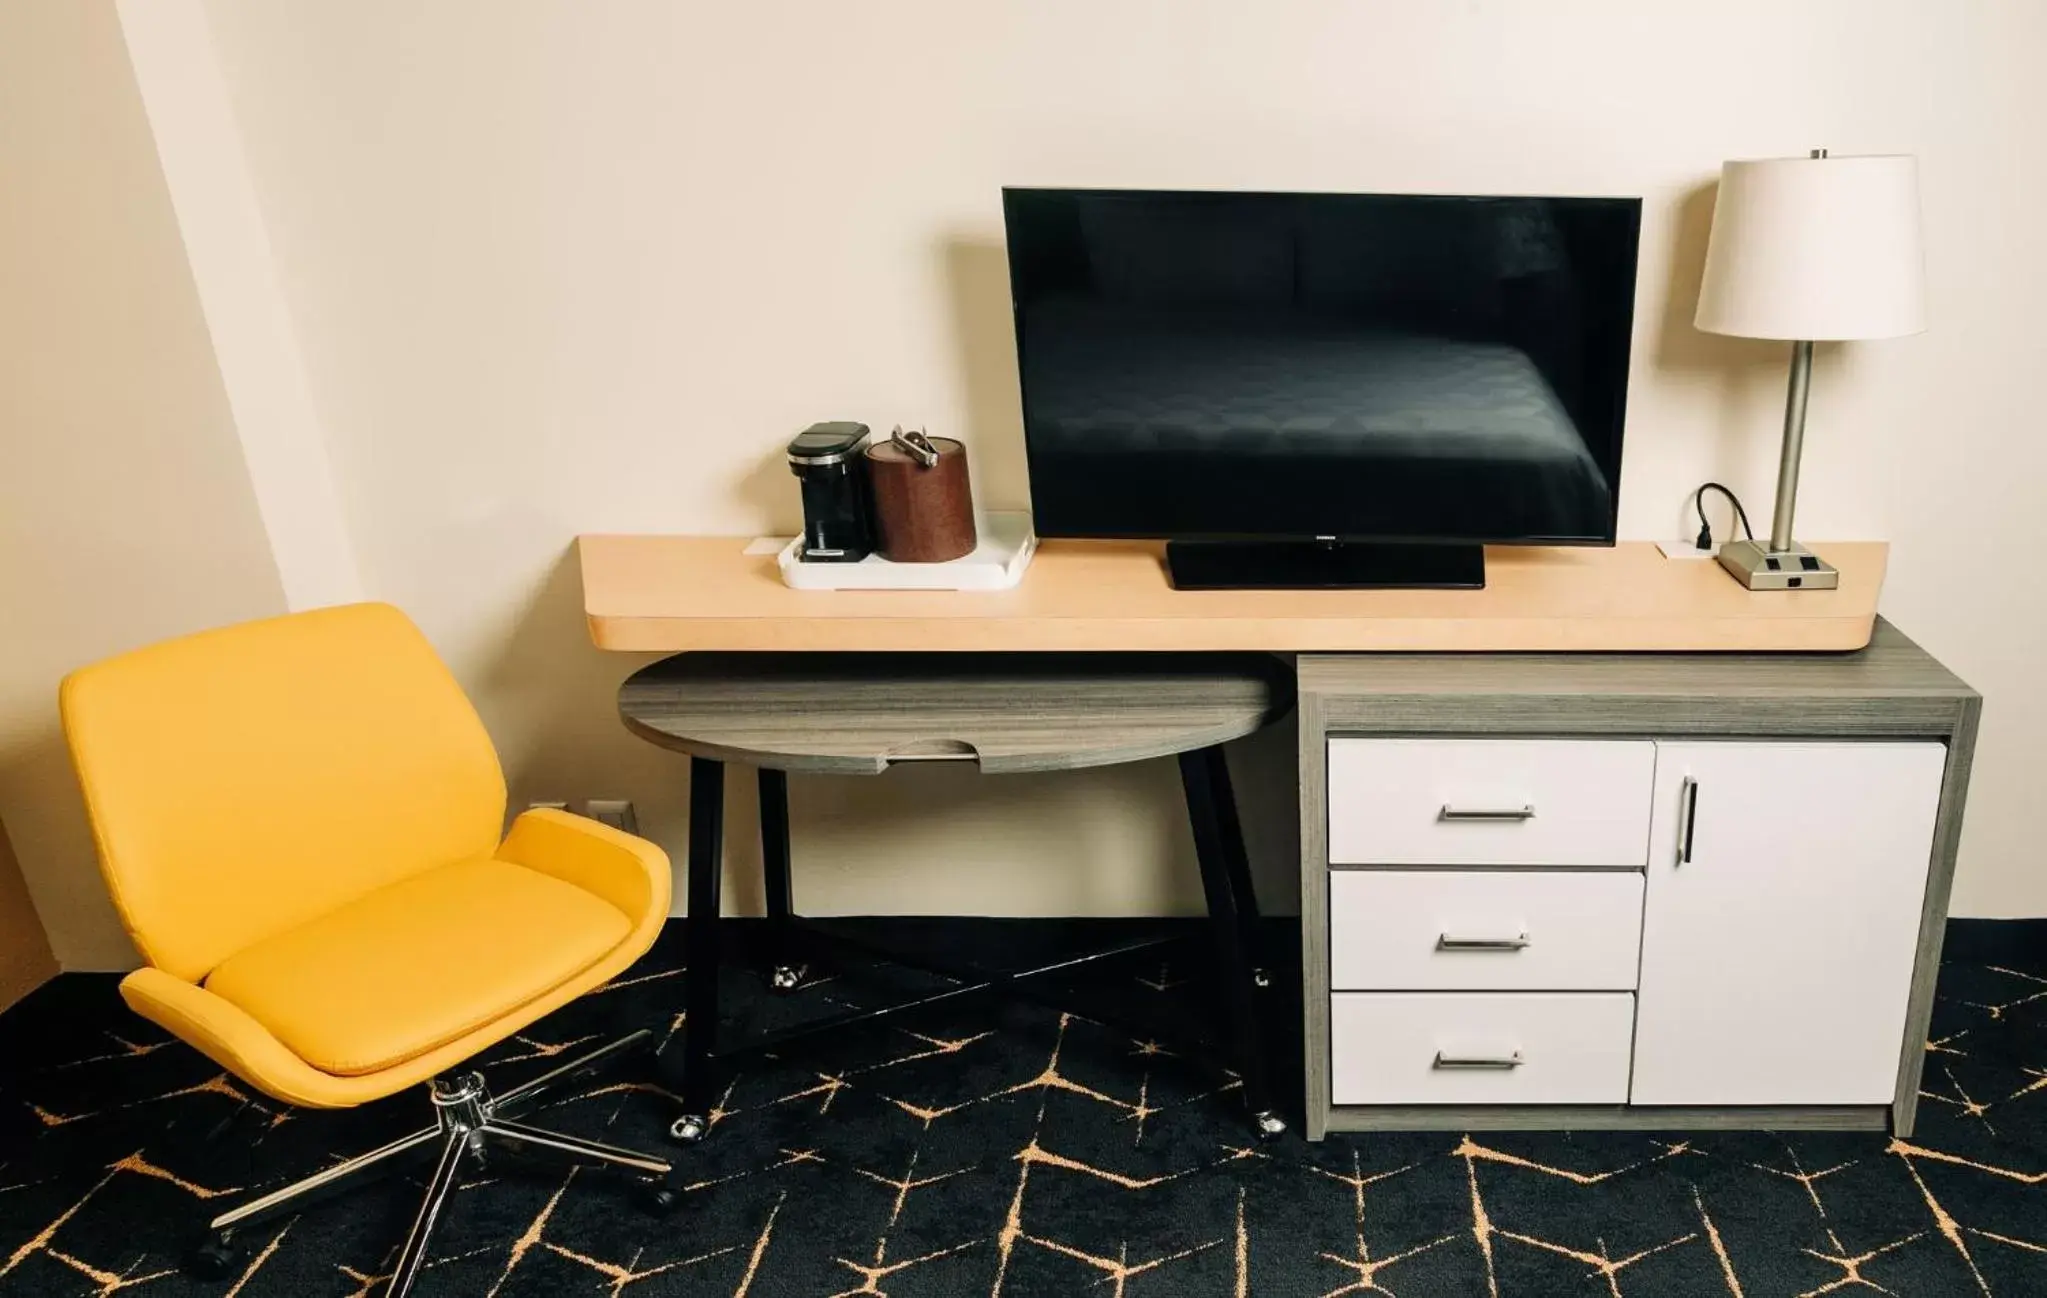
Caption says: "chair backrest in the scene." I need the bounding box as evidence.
[61,603,507,982]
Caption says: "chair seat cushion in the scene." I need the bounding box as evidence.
[204,857,632,1077]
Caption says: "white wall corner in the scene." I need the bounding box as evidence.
[113,0,363,612]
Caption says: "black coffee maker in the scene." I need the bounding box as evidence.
[786,422,875,563]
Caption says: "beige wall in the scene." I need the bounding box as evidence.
[192,0,2044,921]
[0,0,290,969]
[11,1,2043,968]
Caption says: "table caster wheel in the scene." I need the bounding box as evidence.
[1252,968,1272,989]
[769,965,803,993]
[185,1230,242,1280]
[638,1181,683,1215]
[1253,1111,1288,1140]
[669,1114,710,1144]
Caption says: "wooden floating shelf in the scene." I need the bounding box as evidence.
[579,535,1887,654]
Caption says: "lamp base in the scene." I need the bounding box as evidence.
[1716,539,1839,591]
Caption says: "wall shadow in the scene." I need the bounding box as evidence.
[1648,179,1798,523]
[730,443,800,538]
[939,237,1031,511]
[1651,180,1784,376]
[0,724,131,968]
[1226,709,1301,915]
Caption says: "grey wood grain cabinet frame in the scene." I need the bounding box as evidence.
[1297,618,1979,1139]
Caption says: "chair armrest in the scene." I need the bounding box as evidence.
[120,968,373,1109]
[497,808,673,924]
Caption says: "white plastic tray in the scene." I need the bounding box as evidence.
[767,512,1038,591]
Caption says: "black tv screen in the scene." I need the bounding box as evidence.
[1003,188,1642,546]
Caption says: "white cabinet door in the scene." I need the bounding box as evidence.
[1630,741,1946,1106]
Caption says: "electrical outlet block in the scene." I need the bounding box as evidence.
[582,799,639,835]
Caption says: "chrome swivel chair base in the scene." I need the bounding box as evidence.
[186,1030,673,1297]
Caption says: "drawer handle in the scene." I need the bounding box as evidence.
[1438,804,1536,822]
[1436,932,1531,951]
[1433,1050,1525,1070]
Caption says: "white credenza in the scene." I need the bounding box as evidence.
[1298,621,1978,1138]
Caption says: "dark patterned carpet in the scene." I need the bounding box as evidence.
[2,918,2044,1297]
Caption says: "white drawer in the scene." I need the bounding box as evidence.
[1330,870,1643,991]
[1330,992,1635,1105]
[1327,739,1655,866]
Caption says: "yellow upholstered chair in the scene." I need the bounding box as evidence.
[62,602,675,1296]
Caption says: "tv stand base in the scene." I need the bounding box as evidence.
[1164,540,1485,591]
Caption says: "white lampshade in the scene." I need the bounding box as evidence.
[1695,154,1926,341]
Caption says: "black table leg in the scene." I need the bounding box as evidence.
[1178,746,1286,1138]
[672,756,725,1144]
[758,768,804,993]
[1201,745,1271,990]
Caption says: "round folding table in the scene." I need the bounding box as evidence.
[618,650,1296,1142]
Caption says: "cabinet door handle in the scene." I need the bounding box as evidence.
[1438,804,1536,822]
[1436,932,1531,951]
[1677,777,1700,865]
[1433,1050,1525,1070]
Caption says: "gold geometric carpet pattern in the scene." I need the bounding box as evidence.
[1,919,2043,1296]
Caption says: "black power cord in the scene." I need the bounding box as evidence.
[1693,482,1755,551]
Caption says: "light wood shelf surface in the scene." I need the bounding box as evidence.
[580,535,1887,653]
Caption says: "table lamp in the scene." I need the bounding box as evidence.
[1694,149,1926,590]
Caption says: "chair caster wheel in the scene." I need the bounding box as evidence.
[669,1114,710,1144]
[1252,968,1272,989]
[1253,1111,1287,1140]
[185,1231,242,1280]
[769,965,803,993]
[638,1181,683,1215]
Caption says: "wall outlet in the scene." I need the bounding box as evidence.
[527,800,570,812]
[582,799,639,835]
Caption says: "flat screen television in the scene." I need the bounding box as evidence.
[1002,187,1643,588]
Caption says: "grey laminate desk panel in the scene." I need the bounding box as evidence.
[1323,1104,1889,1133]
[620,651,1294,775]
[1299,619,1960,692]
